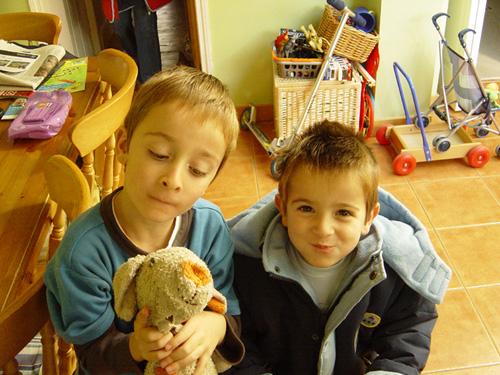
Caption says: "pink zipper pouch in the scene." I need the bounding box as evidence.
[8,91,72,140]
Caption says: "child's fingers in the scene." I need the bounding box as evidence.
[133,307,150,330]
[163,322,194,353]
[162,345,207,374]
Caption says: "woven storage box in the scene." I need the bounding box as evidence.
[317,4,379,63]
[273,67,361,139]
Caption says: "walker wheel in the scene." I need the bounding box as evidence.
[393,153,417,175]
[270,158,280,180]
[413,113,430,128]
[376,124,391,145]
[496,144,500,157]
[475,126,490,138]
[239,107,252,131]
[467,145,490,168]
[435,137,451,153]
[432,134,446,147]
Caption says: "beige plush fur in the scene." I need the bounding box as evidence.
[113,247,230,375]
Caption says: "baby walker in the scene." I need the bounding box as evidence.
[376,62,490,175]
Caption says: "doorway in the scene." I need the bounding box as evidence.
[476,0,500,78]
[90,0,204,70]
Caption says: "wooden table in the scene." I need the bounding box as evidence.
[0,56,100,312]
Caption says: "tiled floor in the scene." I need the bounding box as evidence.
[203,120,500,374]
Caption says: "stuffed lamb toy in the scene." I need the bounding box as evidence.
[113,247,230,375]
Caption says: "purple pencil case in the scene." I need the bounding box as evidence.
[8,91,73,140]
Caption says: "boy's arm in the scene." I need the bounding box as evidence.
[74,323,145,374]
[215,314,245,365]
[364,285,438,374]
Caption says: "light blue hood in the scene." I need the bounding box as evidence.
[227,188,451,304]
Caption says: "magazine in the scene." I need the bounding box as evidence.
[38,58,88,93]
[0,40,66,90]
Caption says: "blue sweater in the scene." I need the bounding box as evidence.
[44,189,240,373]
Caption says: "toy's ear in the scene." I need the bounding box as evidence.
[113,255,146,321]
[207,289,227,314]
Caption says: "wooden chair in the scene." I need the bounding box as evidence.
[0,155,91,375]
[0,12,62,44]
[44,154,93,375]
[0,276,57,375]
[69,48,138,201]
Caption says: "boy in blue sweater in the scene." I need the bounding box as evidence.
[44,66,244,375]
[227,121,451,375]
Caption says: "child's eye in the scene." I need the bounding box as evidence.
[149,150,169,160]
[190,167,207,177]
[337,210,352,217]
[298,206,314,213]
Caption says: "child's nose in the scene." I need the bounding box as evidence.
[313,215,334,236]
[160,164,182,191]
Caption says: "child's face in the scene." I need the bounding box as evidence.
[117,102,226,226]
[275,166,379,268]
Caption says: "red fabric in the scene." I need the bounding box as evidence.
[102,0,174,22]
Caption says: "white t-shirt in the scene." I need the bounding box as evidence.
[288,243,353,311]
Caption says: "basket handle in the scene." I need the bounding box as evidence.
[327,0,366,28]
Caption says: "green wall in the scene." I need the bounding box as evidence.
[209,0,327,108]
[0,0,30,13]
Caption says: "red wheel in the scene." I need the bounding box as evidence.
[376,124,391,145]
[393,153,417,175]
[467,145,490,168]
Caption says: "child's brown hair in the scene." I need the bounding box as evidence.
[275,120,379,218]
[123,65,239,170]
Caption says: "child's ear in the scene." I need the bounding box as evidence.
[274,194,288,227]
[116,127,129,165]
[362,203,380,235]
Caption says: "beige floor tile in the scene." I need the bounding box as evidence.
[424,289,500,372]
[483,175,500,202]
[210,196,259,220]
[204,157,257,200]
[411,178,500,228]
[423,364,500,374]
[437,224,500,287]
[469,285,500,352]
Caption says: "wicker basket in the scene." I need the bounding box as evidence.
[273,66,361,139]
[271,46,323,79]
[317,5,379,63]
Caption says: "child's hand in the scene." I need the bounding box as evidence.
[129,307,173,363]
[159,311,226,375]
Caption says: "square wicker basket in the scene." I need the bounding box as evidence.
[317,4,379,63]
[273,67,361,139]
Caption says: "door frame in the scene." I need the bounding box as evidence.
[186,0,211,73]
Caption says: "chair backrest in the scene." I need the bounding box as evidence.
[69,48,138,200]
[0,155,91,375]
[42,154,92,375]
[0,12,62,45]
[44,154,92,259]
